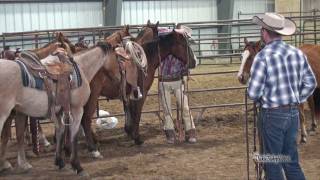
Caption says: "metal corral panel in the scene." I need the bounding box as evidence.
[121,0,218,25]
[0,2,103,34]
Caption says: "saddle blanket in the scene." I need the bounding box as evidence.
[158,27,173,36]
[16,59,82,90]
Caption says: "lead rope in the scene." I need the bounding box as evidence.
[157,45,164,130]
[185,37,193,138]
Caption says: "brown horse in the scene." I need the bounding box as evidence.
[237,38,319,143]
[125,22,197,143]
[79,20,197,158]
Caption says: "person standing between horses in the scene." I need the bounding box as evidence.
[159,54,196,144]
[248,13,316,180]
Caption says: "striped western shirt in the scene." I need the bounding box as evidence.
[248,39,317,108]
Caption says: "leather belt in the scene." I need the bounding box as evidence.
[269,104,298,109]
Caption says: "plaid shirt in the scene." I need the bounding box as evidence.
[248,39,317,108]
[159,54,187,80]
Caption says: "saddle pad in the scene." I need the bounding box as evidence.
[158,27,173,36]
[16,59,82,90]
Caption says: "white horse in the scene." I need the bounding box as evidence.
[0,41,112,176]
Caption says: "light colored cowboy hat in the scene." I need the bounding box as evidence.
[252,12,296,36]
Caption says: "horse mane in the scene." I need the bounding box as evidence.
[142,40,159,65]
[136,29,145,40]
[74,42,111,56]
[41,40,57,49]
[159,33,174,48]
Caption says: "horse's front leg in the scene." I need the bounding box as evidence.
[299,104,307,143]
[70,107,89,177]
[15,112,33,173]
[126,99,144,145]
[0,111,14,172]
[54,117,65,170]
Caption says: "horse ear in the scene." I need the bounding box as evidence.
[147,20,151,26]
[59,32,65,39]
[155,21,159,28]
[54,32,59,40]
[244,37,248,45]
[176,23,181,29]
[257,40,262,48]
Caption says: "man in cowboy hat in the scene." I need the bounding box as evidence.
[248,12,316,180]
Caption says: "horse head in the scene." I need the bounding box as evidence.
[105,25,131,48]
[158,24,197,69]
[54,32,76,55]
[31,32,75,59]
[135,20,159,46]
[237,38,264,84]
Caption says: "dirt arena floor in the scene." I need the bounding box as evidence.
[1,62,319,180]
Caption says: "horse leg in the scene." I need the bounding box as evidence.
[39,123,51,147]
[299,104,307,143]
[126,99,144,145]
[54,118,65,170]
[15,112,32,173]
[82,85,103,158]
[70,107,88,177]
[311,88,320,131]
[0,112,14,172]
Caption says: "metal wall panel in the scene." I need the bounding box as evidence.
[121,0,218,25]
[234,0,274,19]
[0,2,103,34]
[303,0,320,11]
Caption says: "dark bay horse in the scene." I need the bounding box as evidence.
[237,38,319,143]
[80,20,197,158]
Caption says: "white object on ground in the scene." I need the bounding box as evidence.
[96,110,118,129]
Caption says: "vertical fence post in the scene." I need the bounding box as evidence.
[238,11,241,54]
[2,34,5,51]
[92,30,96,45]
[245,89,250,180]
[198,27,201,65]
[35,34,39,49]
[21,32,24,49]
[313,9,317,44]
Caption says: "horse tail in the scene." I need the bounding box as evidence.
[313,88,320,119]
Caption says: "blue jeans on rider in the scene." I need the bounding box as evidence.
[258,106,306,180]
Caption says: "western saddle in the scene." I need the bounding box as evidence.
[19,50,74,124]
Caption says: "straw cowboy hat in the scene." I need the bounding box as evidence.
[252,12,296,36]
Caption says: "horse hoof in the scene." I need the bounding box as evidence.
[310,124,317,132]
[300,137,307,144]
[89,150,103,159]
[15,162,32,174]
[134,138,144,145]
[0,161,13,173]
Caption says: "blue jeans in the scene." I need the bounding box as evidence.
[259,107,305,180]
